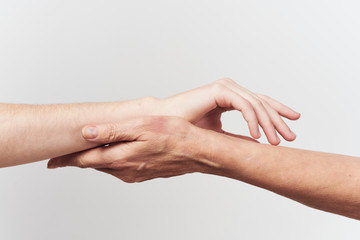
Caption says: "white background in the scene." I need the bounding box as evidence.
[1,0,360,239]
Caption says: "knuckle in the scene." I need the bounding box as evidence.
[104,124,117,142]
[108,154,131,169]
[76,156,87,168]
[241,100,253,111]
[102,150,116,164]
[252,99,264,108]
[210,82,226,93]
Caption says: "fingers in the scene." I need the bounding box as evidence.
[233,90,281,145]
[261,101,296,141]
[251,105,280,145]
[213,78,300,145]
[214,82,280,145]
[48,147,108,169]
[258,94,301,120]
[214,87,260,139]
[47,143,132,169]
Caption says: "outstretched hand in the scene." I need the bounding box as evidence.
[156,78,300,145]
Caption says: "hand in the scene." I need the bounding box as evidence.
[156,78,300,145]
[47,116,255,182]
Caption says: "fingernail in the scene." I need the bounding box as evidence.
[82,126,98,139]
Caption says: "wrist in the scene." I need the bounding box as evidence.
[181,127,230,175]
[109,96,161,119]
[192,129,263,179]
[133,96,160,115]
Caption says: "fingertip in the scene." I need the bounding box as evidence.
[272,134,281,146]
[288,134,297,141]
[281,129,297,141]
[286,130,296,142]
[250,128,261,139]
[292,112,301,120]
[283,135,296,142]
[47,156,70,169]
[262,126,280,146]
[265,134,280,146]
[251,134,260,140]
[256,128,261,138]
[288,112,301,120]
[47,159,58,169]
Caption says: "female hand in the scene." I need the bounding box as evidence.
[47,116,254,182]
[157,78,300,145]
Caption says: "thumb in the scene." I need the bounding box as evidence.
[82,122,141,144]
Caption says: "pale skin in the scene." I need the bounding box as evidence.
[0,78,300,168]
[48,116,360,220]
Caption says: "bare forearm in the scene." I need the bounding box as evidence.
[0,98,155,167]
[205,135,360,220]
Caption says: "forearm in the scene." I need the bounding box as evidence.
[0,98,155,167]
[203,133,360,220]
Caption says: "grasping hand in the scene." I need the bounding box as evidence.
[47,78,301,177]
[47,116,255,182]
[157,78,300,145]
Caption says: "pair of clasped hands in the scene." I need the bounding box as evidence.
[48,78,300,183]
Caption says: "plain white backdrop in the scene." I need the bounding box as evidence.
[1,0,360,239]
